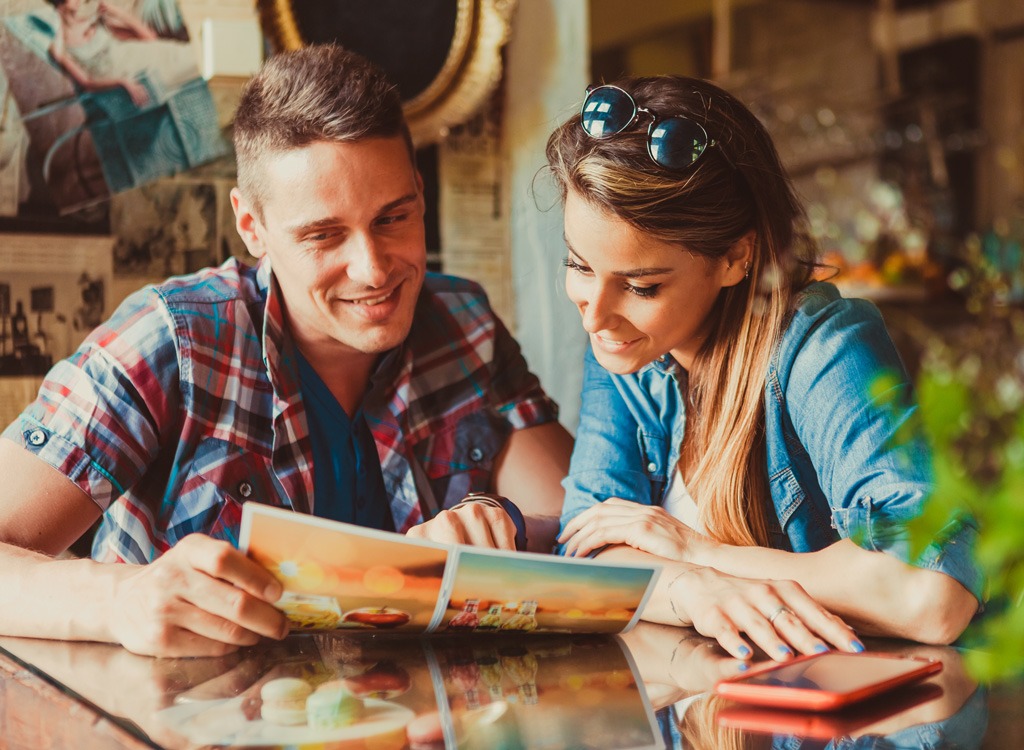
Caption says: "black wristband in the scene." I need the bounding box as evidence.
[460,492,529,552]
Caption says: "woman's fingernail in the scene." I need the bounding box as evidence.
[814,644,830,654]
[850,640,865,652]
[738,662,749,671]
[778,645,794,657]
[737,645,752,658]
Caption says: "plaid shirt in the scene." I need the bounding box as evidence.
[3,259,558,563]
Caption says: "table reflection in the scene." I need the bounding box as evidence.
[0,626,994,749]
[619,624,988,749]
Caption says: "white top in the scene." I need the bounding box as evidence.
[661,466,703,532]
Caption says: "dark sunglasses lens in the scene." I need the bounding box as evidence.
[649,116,710,169]
[581,87,636,138]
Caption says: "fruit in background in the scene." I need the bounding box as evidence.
[343,661,412,700]
[342,607,411,629]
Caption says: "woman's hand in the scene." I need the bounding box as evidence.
[559,497,712,561]
[667,565,864,661]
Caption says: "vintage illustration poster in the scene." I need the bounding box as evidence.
[0,0,225,227]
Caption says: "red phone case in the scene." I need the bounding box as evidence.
[714,652,943,711]
[715,681,945,737]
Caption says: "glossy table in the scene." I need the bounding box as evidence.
[0,624,1021,749]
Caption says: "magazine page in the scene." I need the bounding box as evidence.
[240,503,659,637]
[240,504,450,634]
[435,547,660,635]
[426,633,662,749]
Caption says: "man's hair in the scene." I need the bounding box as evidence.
[233,44,412,216]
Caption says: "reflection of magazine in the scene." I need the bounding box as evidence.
[239,503,660,636]
[151,630,660,749]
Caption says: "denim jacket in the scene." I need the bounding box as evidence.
[560,282,981,599]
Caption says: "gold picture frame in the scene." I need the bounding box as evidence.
[257,0,517,146]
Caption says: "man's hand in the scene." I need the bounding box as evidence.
[406,504,516,549]
[107,534,289,657]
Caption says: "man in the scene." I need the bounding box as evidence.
[0,45,571,657]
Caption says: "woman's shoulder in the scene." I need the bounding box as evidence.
[786,281,885,338]
[774,281,894,377]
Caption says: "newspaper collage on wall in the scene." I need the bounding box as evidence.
[0,0,235,381]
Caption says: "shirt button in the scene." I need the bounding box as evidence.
[237,481,253,499]
[647,461,657,473]
[28,429,47,447]
[469,447,484,462]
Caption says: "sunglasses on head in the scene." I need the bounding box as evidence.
[580,84,718,171]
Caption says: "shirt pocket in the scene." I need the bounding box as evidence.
[769,465,806,537]
[417,410,510,510]
[638,430,669,502]
[168,438,275,547]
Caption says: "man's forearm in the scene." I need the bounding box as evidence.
[0,543,119,643]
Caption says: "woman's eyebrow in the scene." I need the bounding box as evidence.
[563,240,673,278]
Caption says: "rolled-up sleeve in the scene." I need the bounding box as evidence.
[1,287,181,511]
[782,294,983,600]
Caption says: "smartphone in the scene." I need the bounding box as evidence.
[715,682,944,737]
[713,652,942,711]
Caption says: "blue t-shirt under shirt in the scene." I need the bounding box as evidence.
[296,351,394,531]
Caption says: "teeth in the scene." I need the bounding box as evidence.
[349,292,391,306]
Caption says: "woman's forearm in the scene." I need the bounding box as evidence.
[696,538,977,642]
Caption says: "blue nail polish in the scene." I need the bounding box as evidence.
[850,640,865,653]
[738,645,751,657]
[814,644,830,654]
[778,645,793,656]
[738,662,749,671]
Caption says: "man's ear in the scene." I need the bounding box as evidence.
[723,230,756,287]
[230,187,266,261]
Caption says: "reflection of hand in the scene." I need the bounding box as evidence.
[107,534,288,657]
[621,623,748,708]
[560,498,709,561]
[407,504,515,549]
[667,566,860,660]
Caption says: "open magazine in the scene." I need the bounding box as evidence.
[239,504,661,636]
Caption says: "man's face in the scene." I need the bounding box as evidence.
[232,137,427,363]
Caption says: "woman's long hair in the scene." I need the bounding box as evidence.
[546,76,817,546]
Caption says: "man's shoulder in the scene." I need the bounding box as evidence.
[153,259,262,308]
[416,273,495,332]
[421,272,488,303]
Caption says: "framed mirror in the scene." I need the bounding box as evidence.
[257,0,517,146]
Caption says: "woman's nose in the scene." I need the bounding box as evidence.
[579,286,617,333]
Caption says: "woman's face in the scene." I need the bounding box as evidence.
[563,189,735,374]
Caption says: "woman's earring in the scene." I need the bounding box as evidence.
[743,261,751,279]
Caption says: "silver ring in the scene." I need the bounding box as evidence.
[768,605,793,626]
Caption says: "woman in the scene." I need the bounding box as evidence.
[549,77,981,660]
[46,0,196,108]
